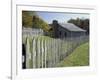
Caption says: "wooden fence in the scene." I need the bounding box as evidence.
[22,35,88,69]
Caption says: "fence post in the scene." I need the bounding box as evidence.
[44,39,47,68]
[26,37,31,68]
[41,38,44,68]
[32,37,36,68]
[37,37,41,68]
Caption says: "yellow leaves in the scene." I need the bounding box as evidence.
[22,11,33,27]
[22,11,52,32]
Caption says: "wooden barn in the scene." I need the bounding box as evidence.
[50,20,86,39]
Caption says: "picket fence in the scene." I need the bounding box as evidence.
[22,34,88,69]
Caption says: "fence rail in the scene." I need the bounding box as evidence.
[22,35,89,69]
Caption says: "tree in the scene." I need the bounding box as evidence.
[22,11,52,32]
[22,11,36,27]
[68,18,89,34]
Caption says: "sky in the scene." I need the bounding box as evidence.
[36,11,89,24]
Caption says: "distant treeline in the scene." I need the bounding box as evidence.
[68,18,89,34]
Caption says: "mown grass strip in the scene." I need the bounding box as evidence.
[57,42,89,67]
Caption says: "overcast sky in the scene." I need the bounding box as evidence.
[36,11,89,24]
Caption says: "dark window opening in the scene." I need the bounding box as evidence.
[64,32,67,37]
[59,31,62,36]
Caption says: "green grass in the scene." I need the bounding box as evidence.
[57,42,89,67]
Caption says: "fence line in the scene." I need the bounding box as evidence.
[23,35,89,68]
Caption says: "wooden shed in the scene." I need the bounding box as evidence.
[50,20,86,39]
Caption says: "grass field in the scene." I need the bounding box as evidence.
[57,42,89,67]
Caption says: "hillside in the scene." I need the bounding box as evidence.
[57,42,89,67]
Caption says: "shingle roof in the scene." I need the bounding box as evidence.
[59,23,86,32]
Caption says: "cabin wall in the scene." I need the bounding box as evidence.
[52,20,86,39]
[71,32,85,38]
[57,25,71,38]
[57,25,85,39]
